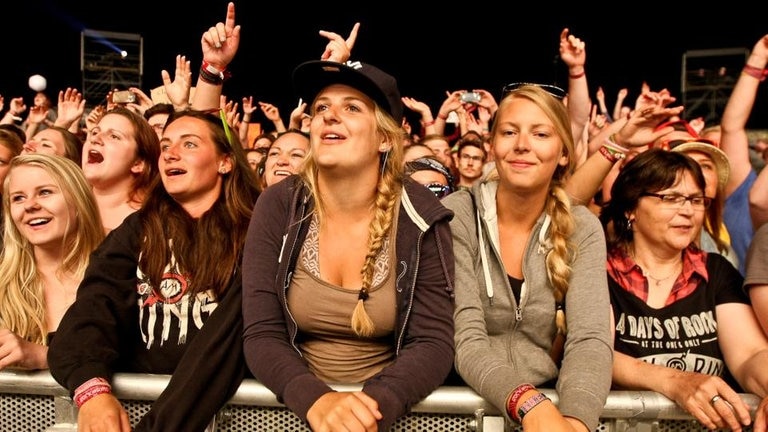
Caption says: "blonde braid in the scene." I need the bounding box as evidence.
[544,183,574,335]
[352,155,400,337]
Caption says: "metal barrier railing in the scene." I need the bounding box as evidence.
[0,369,760,431]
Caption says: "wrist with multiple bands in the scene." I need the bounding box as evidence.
[599,144,626,163]
[73,377,111,408]
[199,61,231,85]
[506,383,535,422]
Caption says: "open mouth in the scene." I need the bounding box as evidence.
[28,217,51,226]
[87,150,104,164]
[165,168,187,176]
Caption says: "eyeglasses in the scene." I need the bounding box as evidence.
[502,82,567,100]
[425,183,452,199]
[460,154,484,163]
[659,138,718,151]
[641,192,712,210]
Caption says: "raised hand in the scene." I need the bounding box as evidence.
[289,100,310,131]
[54,88,86,129]
[85,105,105,135]
[200,2,240,71]
[9,97,27,118]
[127,87,154,115]
[161,54,192,110]
[320,22,360,63]
[401,96,432,119]
[560,28,586,70]
[258,102,282,123]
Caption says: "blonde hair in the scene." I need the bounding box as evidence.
[0,154,105,344]
[491,85,576,335]
[300,105,404,337]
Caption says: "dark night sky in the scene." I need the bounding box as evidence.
[3,1,768,130]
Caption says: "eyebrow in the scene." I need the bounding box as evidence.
[10,183,59,194]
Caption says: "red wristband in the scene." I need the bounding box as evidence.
[73,377,112,408]
[569,70,586,79]
[599,145,626,163]
[422,119,436,127]
[437,113,448,120]
[743,64,768,82]
[506,383,535,422]
[200,61,232,85]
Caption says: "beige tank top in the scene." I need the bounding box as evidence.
[287,213,397,383]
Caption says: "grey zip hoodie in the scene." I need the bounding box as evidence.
[442,179,613,429]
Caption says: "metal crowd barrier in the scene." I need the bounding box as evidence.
[0,369,760,431]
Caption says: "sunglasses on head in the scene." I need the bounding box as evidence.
[502,82,567,100]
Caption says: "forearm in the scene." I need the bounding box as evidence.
[733,349,768,397]
[433,112,449,136]
[238,118,249,145]
[567,69,590,143]
[25,122,40,139]
[190,79,222,111]
[749,166,768,229]
[612,351,683,397]
[272,118,287,134]
[566,147,622,205]
[721,54,765,134]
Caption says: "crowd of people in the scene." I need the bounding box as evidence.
[0,2,767,431]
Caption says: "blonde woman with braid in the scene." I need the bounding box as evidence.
[442,84,613,432]
[0,154,103,370]
[242,59,455,431]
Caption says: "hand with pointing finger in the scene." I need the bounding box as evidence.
[320,22,360,63]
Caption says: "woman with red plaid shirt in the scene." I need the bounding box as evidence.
[600,148,768,431]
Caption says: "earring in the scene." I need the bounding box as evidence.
[627,218,634,230]
[380,150,390,176]
[218,168,227,174]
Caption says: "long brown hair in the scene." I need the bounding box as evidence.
[138,110,259,299]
